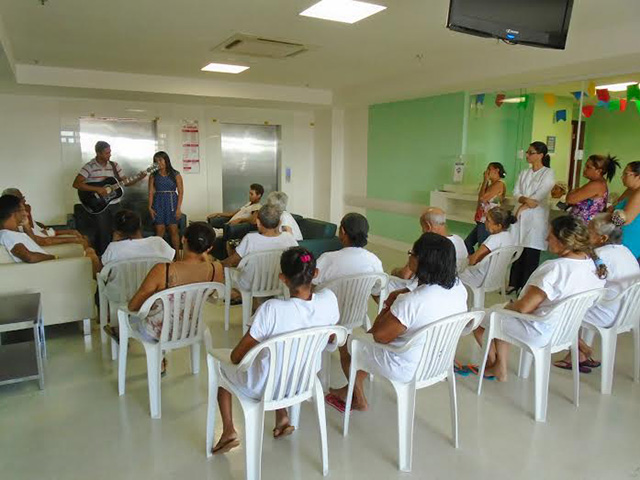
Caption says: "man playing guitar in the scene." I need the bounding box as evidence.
[72,141,146,255]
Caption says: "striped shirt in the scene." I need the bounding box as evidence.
[78,158,123,183]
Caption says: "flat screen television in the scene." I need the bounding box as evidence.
[447,0,574,50]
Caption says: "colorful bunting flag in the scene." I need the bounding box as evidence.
[588,81,597,98]
[475,94,485,105]
[572,91,587,101]
[555,110,567,122]
[597,100,609,108]
[543,93,557,106]
[627,84,640,102]
[621,98,628,112]
[596,88,610,102]
[635,100,640,115]
[609,98,621,111]
[582,105,595,118]
[495,93,506,107]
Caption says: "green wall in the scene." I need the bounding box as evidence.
[367,92,466,243]
[584,106,640,198]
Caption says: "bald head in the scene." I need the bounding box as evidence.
[420,207,447,236]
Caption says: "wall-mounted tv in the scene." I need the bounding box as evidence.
[447,0,574,50]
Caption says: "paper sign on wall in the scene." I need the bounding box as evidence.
[181,121,200,174]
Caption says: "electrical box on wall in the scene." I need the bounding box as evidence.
[285,167,291,183]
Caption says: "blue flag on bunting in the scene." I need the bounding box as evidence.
[555,110,567,122]
[572,91,587,101]
[475,93,485,105]
[597,100,609,108]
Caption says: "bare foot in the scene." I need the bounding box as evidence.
[484,365,507,382]
[212,432,240,455]
[329,385,368,411]
[273,410,295,438]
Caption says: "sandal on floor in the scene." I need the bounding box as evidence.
[161,358,168,377]
[325,393,348,413]
[230,297,242,306]
[454,360,470,377]
[273,425,295,438]
[554,359,592,373]
[212,436,240,455]
[581,357,601,368]
[466,364,480,376]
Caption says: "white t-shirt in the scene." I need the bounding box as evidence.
[280,211,303,241]
[314,247,384,293]
[361,281,467,383]
[221,289,340,399]
[101,237,175,265]
[584,244,640,328]
[502,257,605,346]
[459,229,516,288]
[230,202,261,223]
[0,229,47,263]
[235,232,299,290]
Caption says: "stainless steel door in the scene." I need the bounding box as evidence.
[221,124,280,211]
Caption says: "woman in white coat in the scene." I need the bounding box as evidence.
[508,141,556,293]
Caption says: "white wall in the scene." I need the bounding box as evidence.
[342,106,369,215]
[0,93,325,225]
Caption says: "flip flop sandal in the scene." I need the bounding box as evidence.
[554,360,591,373]
[483,374,496,381]
[581,358,601,368]
[230,298,242,306]
[212,437,240,455]
[273,425,295,438]
[454,360,470,377]
[466,364,480,376]
[325,393,348,413]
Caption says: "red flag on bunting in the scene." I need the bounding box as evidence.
[596,89,610,102]
[582,105,595,118]
[620,98,628,112]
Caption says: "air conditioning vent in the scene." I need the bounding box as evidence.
[213,34,308,59]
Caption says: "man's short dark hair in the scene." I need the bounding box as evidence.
[0,194,22,223]
[250,183,264,197]
[95,141,110,155]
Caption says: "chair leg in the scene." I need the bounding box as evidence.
[634,326,640,383]
[394,382,416,472]
[145,345,163,419]
[191,342,201,375]
[117,311,129,396]
[447,369,459,448]
[99,293,108,344]
[477,327,493,396]
[571,341,580,407]
[224,280,232,331]
[533,348,551,423]
[289,403,301,429]
[518,350,533,379]
[243,403,266,480]
[313,378,329,476]
[472,288,485,310]
[320,349,331,391]
[111,338,118,361]
[206,357,219,457]
[343,341,360,436]
[241,291,252,334]
[82,318,91,336]
[600,330,617,395]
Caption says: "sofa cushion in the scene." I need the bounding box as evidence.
[299,218,337,240]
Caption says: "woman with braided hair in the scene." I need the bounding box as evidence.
[211,247,339,454]
[477,215,606,382]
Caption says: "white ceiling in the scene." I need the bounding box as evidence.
[1,0,640,105]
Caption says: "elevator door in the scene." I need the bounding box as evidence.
[221,124,280,211]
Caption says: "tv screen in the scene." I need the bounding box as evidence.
[447,0,574,50]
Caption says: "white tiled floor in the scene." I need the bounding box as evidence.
[1,243,640,480]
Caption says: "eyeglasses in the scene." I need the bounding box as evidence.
[525,150,539,155]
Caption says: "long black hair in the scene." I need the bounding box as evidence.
[530,141,551,168]
[153,151,179,182]
[412,233,457,289]
[488,162,506,179]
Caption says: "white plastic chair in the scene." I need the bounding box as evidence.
[581,281,640,394]
[477,289,604,422]
[461,246,523,309]
[97,257,168,359]
[205,325,348,480]
[343,311,485,472]
[117,281,225,419]
[224,249,288,333]
[316,272,388,388]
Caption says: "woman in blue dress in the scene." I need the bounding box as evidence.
[148,151,184,255]
[612,161,640,261]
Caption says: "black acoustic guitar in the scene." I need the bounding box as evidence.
[78,164,159,214]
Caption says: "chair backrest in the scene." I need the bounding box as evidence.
[547,289,604,348]
[610,280,640,332]
[317,273,389,331]
[138,281,225,347]
[237,249,286,294]
[480,246,523,291]
[99,257,168,302]
[237,326,348,409]
[409,311,485,388]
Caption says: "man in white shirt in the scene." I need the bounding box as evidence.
[265,191,303,241]
[0,194,55,263]
[388,207,467,292]
[207,183,264,226]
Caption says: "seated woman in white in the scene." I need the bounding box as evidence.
[313,212,383,288]
[211,247,339,454]
[459,206,517,288]
[388,207,467,293]
[265,191,303,241]
[477,215,606,382]
[222,204,298,291]
[328,233,468,411]
[101,209,176,266]
[554,213,640,371]
[124,223,225,374]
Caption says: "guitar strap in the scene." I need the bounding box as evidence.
[109,161,123,183]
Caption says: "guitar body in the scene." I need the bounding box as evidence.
[78,178,124,214]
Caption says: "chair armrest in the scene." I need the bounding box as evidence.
[489,308,546,324]
[350,329,412,354]
[43,243,84,258]
[209,348,234,365]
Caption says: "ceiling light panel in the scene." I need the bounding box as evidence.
[596,82,637,92]
[299,0,387,24]
[201,63,249,74]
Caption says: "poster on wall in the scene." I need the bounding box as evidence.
[546,135,556,153]
[181,120,200,174]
